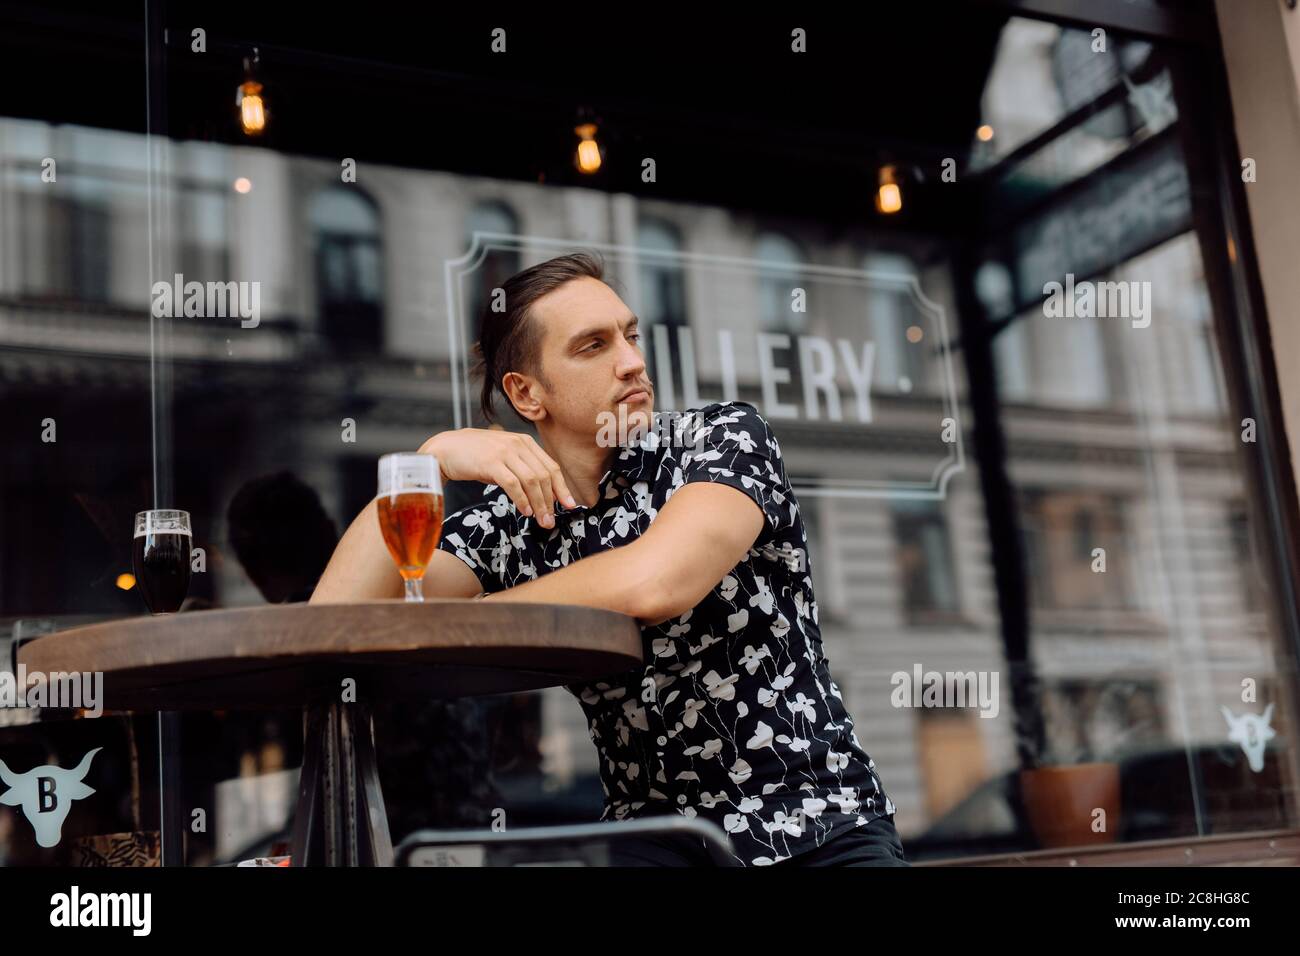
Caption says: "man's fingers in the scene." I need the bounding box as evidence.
[516,448,561,523]
[488,434,575,528]
[507,455,553,527]
[518,445,576,517]
[488,449,553,527]
[526,442,578,509]
[489,466,530,517]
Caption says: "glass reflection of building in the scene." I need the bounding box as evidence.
[1,8,1296,864]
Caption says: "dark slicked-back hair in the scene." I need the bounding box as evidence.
[471,251,606,424]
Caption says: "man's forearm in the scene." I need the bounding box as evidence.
[310,497,403,603]
[481,541,663,622]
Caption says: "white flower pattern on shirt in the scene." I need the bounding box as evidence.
[437,401,896,865]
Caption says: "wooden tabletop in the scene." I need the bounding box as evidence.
[17,600,644,711]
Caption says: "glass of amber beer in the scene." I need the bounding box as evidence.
[376,452,444,602]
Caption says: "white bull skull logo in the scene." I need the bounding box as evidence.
[0,747,102,847]
[1221,705,1275,773]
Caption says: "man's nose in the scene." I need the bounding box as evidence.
[615,335,647,378]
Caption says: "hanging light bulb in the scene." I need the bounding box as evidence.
[238,80,266,135]
[876,164,902,215]
[574,122,602,174]
[237,50,267,136]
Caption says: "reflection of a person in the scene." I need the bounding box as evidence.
[227,471,340,604]
[225,470,503,840]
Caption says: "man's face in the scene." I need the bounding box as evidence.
[528,276,655,443]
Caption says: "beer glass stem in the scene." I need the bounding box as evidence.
[404,577,424,603]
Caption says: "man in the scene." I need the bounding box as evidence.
[312,252,905,867]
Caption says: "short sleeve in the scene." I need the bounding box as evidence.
[675,401,795,547]
[436,492,515,594]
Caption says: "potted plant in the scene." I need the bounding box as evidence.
[1018,690,1122,849]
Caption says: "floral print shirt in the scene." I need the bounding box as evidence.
[436,400,896,865]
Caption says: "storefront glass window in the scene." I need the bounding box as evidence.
[1,5,1295,865]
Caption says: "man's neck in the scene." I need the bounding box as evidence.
[537,427,616,509]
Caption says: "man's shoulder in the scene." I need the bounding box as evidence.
[673,401,779,458]
[680,399,762,420]
[672,400,771,437]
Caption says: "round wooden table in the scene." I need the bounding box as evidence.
[19,600,643,866]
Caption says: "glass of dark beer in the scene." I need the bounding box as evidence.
[133,509,192,614]
[376,453,444,602]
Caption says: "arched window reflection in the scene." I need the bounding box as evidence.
[637,218,686,327]
[19,176,111,305]
[309,188,384,352]
[756,232,806,334]
[465,201,521,345]
[864,251,924,394]
[977,259,1032,402]
[637,218,687,398]
[756,231,807,401]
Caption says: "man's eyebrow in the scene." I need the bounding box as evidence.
[567,314,639,347]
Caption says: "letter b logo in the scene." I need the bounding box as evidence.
[38,776,58,813]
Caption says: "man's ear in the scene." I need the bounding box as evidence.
[502,371,547,423]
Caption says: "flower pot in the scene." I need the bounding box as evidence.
[1019,762,1120,849]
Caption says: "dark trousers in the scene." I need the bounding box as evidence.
[610,814,910,867]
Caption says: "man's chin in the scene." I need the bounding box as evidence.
[618,404,653,440]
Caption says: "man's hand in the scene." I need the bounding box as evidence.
[421,428,578,530]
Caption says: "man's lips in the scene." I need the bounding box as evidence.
[618,388,651,403]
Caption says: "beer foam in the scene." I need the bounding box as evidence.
[133,523,192,538]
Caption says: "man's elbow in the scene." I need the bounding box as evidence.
[635,593,688,628]
[629,562,695,626]
[624,533,755,625]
